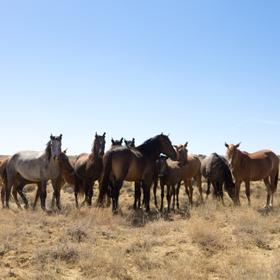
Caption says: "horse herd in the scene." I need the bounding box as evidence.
[0,133,279,213]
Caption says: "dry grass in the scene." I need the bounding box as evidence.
[0,180,280,280]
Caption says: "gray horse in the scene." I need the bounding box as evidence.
[5,134,63,210]
[201,153,236,204]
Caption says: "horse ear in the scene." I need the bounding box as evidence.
[50,134,54,140]
[120,138,123,143]
[63,149,67,154]
[95,132,97,137]
[103,132,106,137]
[235,142,241,148]
[184,142,188,148]
[59,134,62,140]
[111,138,114,144]
[225,142,229,148]
[173,145,178,149]
[132,138,135,144]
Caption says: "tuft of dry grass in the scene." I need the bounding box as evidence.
[0,181,280,279]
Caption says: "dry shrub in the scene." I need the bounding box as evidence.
[79,247,132,280]
[227,253,273,280]
[188,217,227,255]
[36,242,79,265]
[232,208,273,249]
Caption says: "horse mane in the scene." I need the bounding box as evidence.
[45,141,52,161]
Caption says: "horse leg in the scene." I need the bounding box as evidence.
[33,184,40,210]
[188,181,193,207]
[1,184,5,208]
[134,182,140,210]
[153,179,158,209]
[51,178,61,210]
[176,182,180,209]
[264,177,272,208]
[87,180,94,207]
[17,184,29,209]
[111,180,122,213]
[160,182,164,212]
[217,181,224,206]
[196,176,204,204]
[206,179,211,198]
[269,170,279,208]
[39,181,47,211]
[184,180,191,207]
[106,181,112,208]
[74,179,81,208]
[172,185,176,212]
[5,172,16,209]
[167,185,171,212]
[245,181,251,206]
[235,181,241,206]
[12,184,22,209]
[143,182,152,212]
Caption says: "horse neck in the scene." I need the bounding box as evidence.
[233,150,247,170]
[62,167,75,185]
[137,140,160,161]
[224,167,234,185]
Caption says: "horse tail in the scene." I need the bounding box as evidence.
[97,151,113,205]
[273,168,279,192]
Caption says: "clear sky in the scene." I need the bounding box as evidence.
[0,0,279,155]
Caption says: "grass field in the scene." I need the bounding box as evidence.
[0,179,280,280]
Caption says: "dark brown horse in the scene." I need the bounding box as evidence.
[74,133,106,207]
[98,134,177,213]
[225,143,279,208]
[201,153,236,205]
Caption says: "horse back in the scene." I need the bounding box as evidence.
[108,147,146,182]
[181,155,201,179]
[235,150,279,181]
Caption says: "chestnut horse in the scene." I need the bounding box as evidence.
[174,143,203,206]
[74,133,106,207]
[98,134,177,213]
[225,143,279,208]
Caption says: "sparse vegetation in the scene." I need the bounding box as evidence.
[0,180,280,279]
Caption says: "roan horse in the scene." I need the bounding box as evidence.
[0,156,45,209]
[225,143,279,208]
[201,153,236,205]
[98,134,177,213]
[74,133,106,207]
[5,135,63,210]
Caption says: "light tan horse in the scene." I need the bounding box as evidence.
[225,143,279,208]
[174,143,203,206]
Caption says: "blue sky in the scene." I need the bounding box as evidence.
[0,1,279,155]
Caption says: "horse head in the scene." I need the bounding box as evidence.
[174,142,188,166]
[225,142,241,168]
[111,137,123,147]
[93,132,106,157]
[124,138,135,148]
[158,134,177,160]
[49,134,62,160]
